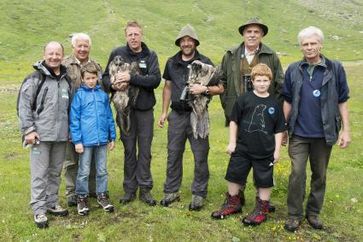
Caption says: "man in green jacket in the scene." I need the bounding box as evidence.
[213,17,284,219]
[220,17,284,126]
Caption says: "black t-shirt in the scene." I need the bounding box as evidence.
[162,51,214,112]
[230,91,286,159]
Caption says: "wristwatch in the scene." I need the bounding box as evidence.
[205,87,210,95]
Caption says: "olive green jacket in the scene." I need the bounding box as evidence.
[62,55,103,96]
[219,43,284,124]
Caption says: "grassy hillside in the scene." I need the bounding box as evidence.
[1,0,363,84]
[1,0,363,241]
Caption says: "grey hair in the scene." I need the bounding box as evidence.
[71,33,92,47]
[297,26,324,46]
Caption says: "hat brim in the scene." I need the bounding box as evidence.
[238,23,268,36]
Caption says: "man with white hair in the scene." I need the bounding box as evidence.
[63,33,103,207]
[283,26,351,232]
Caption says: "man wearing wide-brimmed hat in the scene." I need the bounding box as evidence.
[158,24,224,211]
[213,17,284,220]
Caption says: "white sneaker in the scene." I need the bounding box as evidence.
[34,214,48,228]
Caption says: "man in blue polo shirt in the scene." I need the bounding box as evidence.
[283,26,351,232]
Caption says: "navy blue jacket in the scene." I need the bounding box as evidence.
[283,56,349,145]
[70,84,116,147]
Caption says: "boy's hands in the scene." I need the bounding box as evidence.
[108,141,115,151]
[75,143,84,154]
[226,143,236,155]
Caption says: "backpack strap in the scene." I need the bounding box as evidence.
[31,71,46,112]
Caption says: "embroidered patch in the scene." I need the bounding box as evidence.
[61,89,69,99]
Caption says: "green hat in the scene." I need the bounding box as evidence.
[238,17,268,36]
[175,24,200,46]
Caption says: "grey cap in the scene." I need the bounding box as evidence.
[238,17,268,36]
[175,24,200,46]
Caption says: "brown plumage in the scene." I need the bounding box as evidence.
[109,56,139,134]
[186,60,221,139]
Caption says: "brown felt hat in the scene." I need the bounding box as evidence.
[238,17,268,36]
[175,24,200,46]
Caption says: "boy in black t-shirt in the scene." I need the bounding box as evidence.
[211,64,286,225]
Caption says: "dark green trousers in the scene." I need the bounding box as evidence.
[287,135,332,220]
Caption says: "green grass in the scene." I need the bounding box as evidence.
[1,0,363,241]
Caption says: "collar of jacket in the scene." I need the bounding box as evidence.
[33,60,68,79]
[80,84,101,91]
[227,42,274,56]
[126,42,150,58]
[299,55,327,69]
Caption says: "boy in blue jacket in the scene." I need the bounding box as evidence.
[70,63,116,215]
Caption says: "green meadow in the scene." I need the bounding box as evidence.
[1,0,362,241]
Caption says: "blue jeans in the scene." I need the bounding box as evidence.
[76,145,108,196]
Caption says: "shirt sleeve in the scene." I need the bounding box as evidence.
[282,65,293,103]
[229,96,243,124]
[336,62,350,103]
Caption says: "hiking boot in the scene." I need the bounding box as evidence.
[97,193,114,213]
[242,198,269,226]
[77,196,89,216]
[139,189,157,206]
[34,214,48,229]
[47,204,69,217]
[255,196,275,213]
[306,215,323,229]
[284,217,302,232]
[160,192,180,207]
[211,192,242,219]
[189,195,204,211]
[67,195,77,207]
[119,192,136,204]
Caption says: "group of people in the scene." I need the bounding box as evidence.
[18,18,351,232]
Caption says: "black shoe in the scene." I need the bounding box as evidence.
[284,217,301,232]
[119,192,136,204]
[160,193,180,207]
[77,196,90,216]
[34,214,48,229]
[306,215,323,229]
[47,204,69,217]
[139,189,157,206]
[97,193,114,213]
[67,195,77,207]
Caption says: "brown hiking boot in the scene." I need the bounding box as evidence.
[211,192,242,219]
[242,198,269,226]
[306,215,323,229]
[284,217,302,232]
